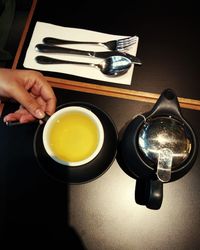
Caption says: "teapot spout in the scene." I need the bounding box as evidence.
[148,89,183,119]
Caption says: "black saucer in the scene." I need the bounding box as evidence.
[33,102,118,184]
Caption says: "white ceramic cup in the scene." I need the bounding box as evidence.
[42,106,104,166]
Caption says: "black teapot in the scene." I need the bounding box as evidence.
[117,89,198,209]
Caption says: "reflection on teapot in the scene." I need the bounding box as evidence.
[117,89,198,210]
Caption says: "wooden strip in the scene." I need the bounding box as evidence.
[0,103,4,117]
[12,0,37,69]
[46,76,200,111]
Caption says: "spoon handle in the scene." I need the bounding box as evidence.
[35,56,93,66]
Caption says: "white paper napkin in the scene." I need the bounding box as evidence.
[23,21,139,85]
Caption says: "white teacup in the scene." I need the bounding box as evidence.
[42,106,104,166]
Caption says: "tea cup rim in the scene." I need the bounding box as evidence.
[42,106,104,166]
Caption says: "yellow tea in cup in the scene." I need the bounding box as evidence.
[43,106,104,166]
[49,112,99,162]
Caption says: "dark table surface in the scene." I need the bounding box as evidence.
[17,0,200,100]
[1,0,200,247]
[1,88,200,247]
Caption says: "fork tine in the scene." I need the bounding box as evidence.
[116,36,137,49]
[118,36,137,45]
[118,40,136,47]
[117,44,134,50]
[117,44,135,50]
[119,36,137,41]
[120,41,136,47]
[117,40,137,47]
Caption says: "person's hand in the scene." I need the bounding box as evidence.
[0,68,56,124]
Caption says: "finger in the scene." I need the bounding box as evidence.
[11,85,45,119]
[4,70,56,118]
[33,87,56,115]
[3,110,35,124]
[45,97,57,115]
[29,75,57,115]
[19,113,35,123]
[3,113,20,123]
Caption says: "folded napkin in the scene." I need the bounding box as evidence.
[23,21,139,85]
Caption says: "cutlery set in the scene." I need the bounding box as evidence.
[35,36,142,76]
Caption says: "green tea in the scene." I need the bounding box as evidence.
[48,111,99,164]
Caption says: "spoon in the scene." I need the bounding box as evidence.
[35,55,132,76]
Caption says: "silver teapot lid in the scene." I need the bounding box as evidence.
[138,116,192,182]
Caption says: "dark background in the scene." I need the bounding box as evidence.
[13,0,200,100]
[1,88,200,247]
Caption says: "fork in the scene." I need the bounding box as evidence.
[42,36,137,51]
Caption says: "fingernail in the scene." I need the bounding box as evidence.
[35,109,45,119]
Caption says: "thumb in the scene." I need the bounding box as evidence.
[13,88,45,119]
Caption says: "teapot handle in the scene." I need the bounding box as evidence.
[135,179,163,210]
[146,179,163,209]
[148,89,183,119]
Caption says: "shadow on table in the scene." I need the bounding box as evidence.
[0,106,86,247]
[2,224,86,247]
